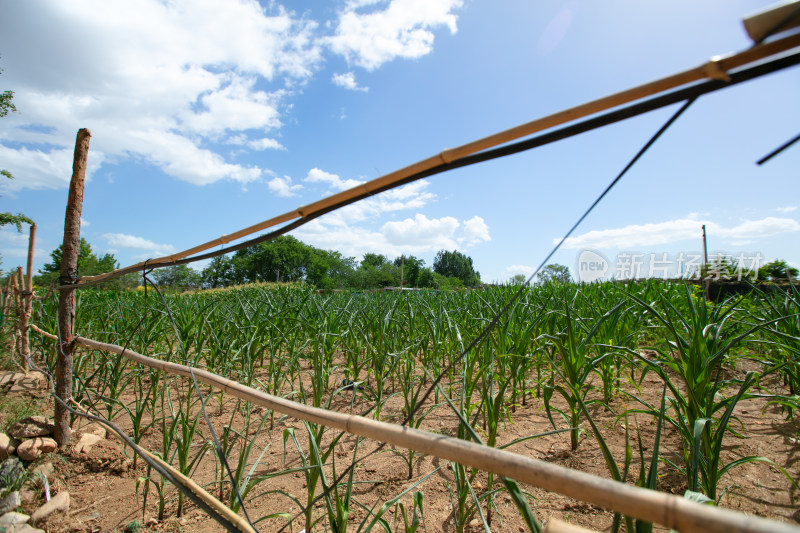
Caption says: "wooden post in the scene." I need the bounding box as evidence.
[1,275,12,320]
[18,223,36,373]
[702,224,710,300]
[13,267,23,365]
[55,128,91,447]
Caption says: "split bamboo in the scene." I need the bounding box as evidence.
[18,223,36,373]
[136,445,257,533]
[76,31,800,288]
[73,336,800,533]
[543,519,598,533]
[29,323,58,341]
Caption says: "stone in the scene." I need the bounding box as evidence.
[8,417,54,440]
[16,438,57,462]
[83,423,107,439]
[74,433,102,454]
[8,372,46,394]
[30,491,69,525]
[9,523,45,533]
[0,457,24,490]
[0,491,21,514]
[31,463,53,480]
[0,511,30,527]
[468,518,481,528]
[0,432,18,461]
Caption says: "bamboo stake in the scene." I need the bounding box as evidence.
[543,519,598,533]
[12,268,23,366]
[18,223,36,373]
[55,128,91,447]
[29,323,58,341]
[73,335,800,533]
[76,32,800,287]
[1,274,13,320]
[136,446,257,533]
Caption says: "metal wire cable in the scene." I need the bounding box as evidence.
[33,43,799,531]
[58,49,800,290]
[141,273,259,531]
[20,312,242,532]
[278,96,699,532]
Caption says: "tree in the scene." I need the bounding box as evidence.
[1,64,30,229]
[393,255,424,286]
[433,250,481,286]
[306,249,357,289]
[231,235,310,283]
[361,253,387,269]
[416,267,437,288]
[202,256,236,288]
[36,238,118,286]
[759,259,799,282]
[1,60,18,180]
[509,273,528,286]
[153,264,202,291]
[537,263,571,284]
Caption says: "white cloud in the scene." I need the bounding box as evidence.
[80,217,90,227]
[777,206,798,213]
[296,198,490,259]
[101,233,177,256]
[0,145,104,193]
[0,0,320,190]
[312,180,437,226]
[327,0,463,70]
[332,72,369,92]
[560,216,800,249]
[226,134,285,151]
[268,175,303,197]
[0,227,48,266]
[382,214,460,250]
[458,216,490,246]
[502,264,537,282]
[304,167,365,191]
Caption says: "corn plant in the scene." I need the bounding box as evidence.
[539,295,618,450]
[627,284,797,501]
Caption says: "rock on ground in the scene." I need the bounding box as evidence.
[0,457,24,490]
[8,417,54,440]
[30,491,69,525]
[0,432,19,461]
[16,438,57,462]
[73,433,102,454]
[0,491,21,514]
[0,511,30,527]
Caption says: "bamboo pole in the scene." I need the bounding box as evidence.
[76,32,800,287]
[18,223,36,373]
[73,335,800,533]
[55,128,91,447]
[29,323,58,341]
[543,519,598,533]
[12,268,23,366]
[136,445,256,533]
[1,275,13,320]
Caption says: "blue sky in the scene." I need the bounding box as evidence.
[1,0,798,284]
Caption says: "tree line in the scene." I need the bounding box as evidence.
[11,235,800,293]
[30,236,483,291]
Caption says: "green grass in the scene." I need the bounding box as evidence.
[0,394,43,433]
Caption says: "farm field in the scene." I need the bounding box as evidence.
[13,281,800,531]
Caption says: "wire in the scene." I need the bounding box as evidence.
[756,131,800,165]
[22,312,243,533]
[280,96,698,532]
[61,48,800,290]
[142,274,259,531]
